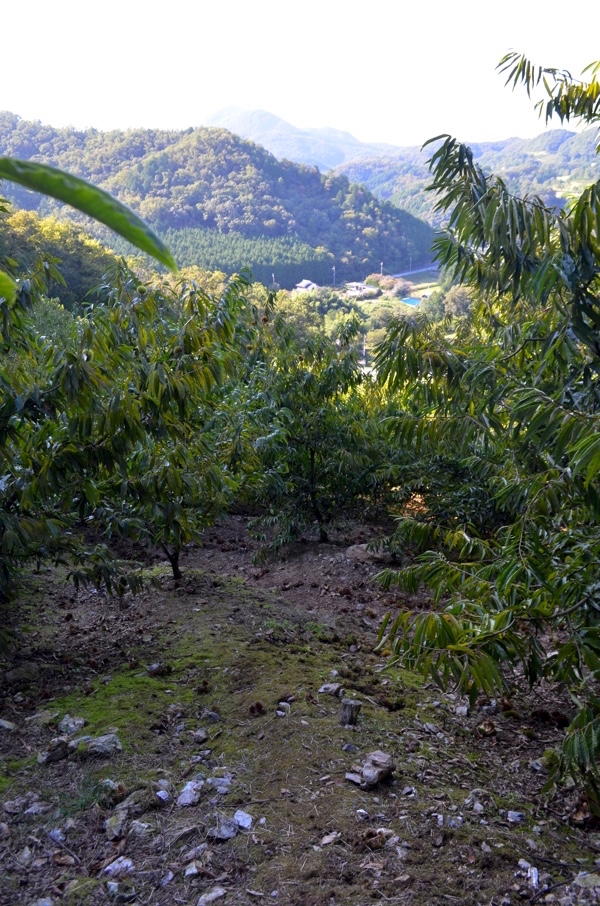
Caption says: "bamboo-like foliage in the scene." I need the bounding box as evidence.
[376,54,600,804]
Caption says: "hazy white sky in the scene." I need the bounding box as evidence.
[2,0,598,147]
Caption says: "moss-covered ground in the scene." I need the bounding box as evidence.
[0,519,598,905]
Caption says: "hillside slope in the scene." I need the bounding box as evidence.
[201,109,598,227]
[340,129,599,225]
[0,113,433,286]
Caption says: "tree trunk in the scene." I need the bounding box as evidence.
[163,544,182,583]
[309,449,328,543]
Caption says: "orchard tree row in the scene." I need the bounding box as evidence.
[1,53,600,808]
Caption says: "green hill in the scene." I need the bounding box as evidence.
[339,129,599,226]
[0,113,434,287]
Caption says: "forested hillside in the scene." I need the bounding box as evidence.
[339,128,599,225]
[0,113,433,285]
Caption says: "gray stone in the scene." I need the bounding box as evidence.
[177,779,205,807]
[507,810,525,824]
[0,719,16,732]
[102,856,135,878]
[59,714,87,736]
[573,872,600,890]
[105,811,128,841]
[24,710,59,727]
[206,772,232,794]
[197,888,227,906]
[347,750,395,789]
[319,683,343,697]
[4,794,38,815]
[18,845,33,865]
[233,809,253,829]
[30,899,55,906]
[207,816,238,841]
[129,820,151,837]
[193,728,209,743]
[70,733,122,757]
[23,801,50,815]
[0,822,10,838]
[38,736,70,764]
[185,861,202,877]
[183,844,208,864]
[346,543,391,564]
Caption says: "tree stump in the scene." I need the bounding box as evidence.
[340,698,362,726]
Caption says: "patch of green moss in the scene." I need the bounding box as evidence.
[0,755,36,795]
[55,667,195,747]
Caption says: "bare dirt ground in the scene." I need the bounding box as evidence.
[1,515,599,906]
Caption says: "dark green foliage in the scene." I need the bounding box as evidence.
[0,115,433,286]
[375,54,600,802]
[232,312,401,553]
[0,251,252,598]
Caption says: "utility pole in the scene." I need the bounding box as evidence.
[409,256,412,272]
[380,261,383,276]
[332,265,336,287]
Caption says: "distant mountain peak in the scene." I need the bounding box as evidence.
[203,107,401,170]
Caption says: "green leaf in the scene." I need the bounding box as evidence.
[0,269,17,303]
[0,157,177,272]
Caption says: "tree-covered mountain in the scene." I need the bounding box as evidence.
[339,129,599,226]
[202,108,599,228]
[0,113,433,287]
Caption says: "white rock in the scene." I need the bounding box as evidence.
[177,779,204,807]
[318,683,343,697]
[183,844,208,863]
[507,810,525,823]
[18,845,32,866]
[23,801,50,815]
[207,817,238,841]
[59,714,86,735]
[104,811,128,841]
[129,820,151,837]
[71,733,122,757]
[0,719,16,732]
[574,872,600,890]
[197,887,227,906]
[234,809,253,829]
[102,856,134,878]
[206,772,232,794]
[320,831,341,845]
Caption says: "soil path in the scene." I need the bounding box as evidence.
[0,516,597,905]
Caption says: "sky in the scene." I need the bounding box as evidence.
[2,0,599,148]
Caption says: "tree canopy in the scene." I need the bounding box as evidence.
[375,52,600,803]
